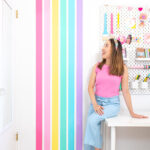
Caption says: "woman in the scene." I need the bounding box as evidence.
[84,38,148,150]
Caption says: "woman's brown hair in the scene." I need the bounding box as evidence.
[98,38,124,76]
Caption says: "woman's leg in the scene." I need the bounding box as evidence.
[84,111,104,149]
[84,102,120,150]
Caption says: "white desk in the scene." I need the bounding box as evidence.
[104,111,150,150]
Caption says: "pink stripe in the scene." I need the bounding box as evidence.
[44,0,50,149]
[36,0,43,150]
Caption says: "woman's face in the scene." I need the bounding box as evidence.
[102,40,112,59]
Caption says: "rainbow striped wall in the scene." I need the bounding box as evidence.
[36,0,83,150]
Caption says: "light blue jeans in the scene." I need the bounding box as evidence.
[84,94,120,150]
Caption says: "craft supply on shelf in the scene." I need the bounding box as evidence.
[102,13,109,41]
[110,13,114,35]
[132,36,141,43]
[139,13,147,27]
[117,13,120,31]
[136,48,150,58]
[135,74,141,80]
[140,82,148,89]
[130,80,139,89]
[122,47,127,59]
[117,35,126,44]
[103,13,108,35]
[126,35,132,44]
[143,73,150,82]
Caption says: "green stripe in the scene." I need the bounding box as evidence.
[68,0,75,149]
[60,0,67,150]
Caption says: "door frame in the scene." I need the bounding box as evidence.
[0,0,15,135]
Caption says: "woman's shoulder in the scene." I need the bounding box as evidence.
[93,61,100,73]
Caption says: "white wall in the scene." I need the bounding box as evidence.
[83,0,150,150]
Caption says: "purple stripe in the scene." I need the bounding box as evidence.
[76,0,83,149]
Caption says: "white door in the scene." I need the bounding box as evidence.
[0,0,16,150]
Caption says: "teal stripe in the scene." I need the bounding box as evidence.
[68,0,75,149]
[60,0,67,150]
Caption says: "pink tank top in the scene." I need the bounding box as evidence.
[95,63,122,97]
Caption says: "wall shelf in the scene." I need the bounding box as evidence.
[135,58,150,61]
[123,58,128,61]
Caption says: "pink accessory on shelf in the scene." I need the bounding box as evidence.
[117,35,126,44]
[138,7,143,11]
[110,13,113,34]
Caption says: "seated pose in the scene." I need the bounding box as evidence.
[84,38,148,150]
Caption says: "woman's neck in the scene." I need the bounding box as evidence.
[105,59,111,66]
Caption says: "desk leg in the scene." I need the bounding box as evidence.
[102,121,106,150]
[111,127,116,150]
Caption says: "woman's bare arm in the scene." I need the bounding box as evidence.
[121,64,134,115]
[88,63,104,115]
[88,63,98,106]
[121,64,148,118]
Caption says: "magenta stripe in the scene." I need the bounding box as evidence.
[44,0,50,149]
[76,0,83,149]
[36,0,43,150]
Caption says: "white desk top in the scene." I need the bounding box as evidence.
[105,111,150,127]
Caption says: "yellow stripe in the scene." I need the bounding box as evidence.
[52,0,59,149]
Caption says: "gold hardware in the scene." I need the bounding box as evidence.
[16,132,18,141]
[16,10,18,19]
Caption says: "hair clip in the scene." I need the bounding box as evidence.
[114,39,118,50]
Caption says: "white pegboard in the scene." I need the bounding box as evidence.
[99,5,150,94]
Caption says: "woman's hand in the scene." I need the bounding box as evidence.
[93,103,104,115]
[130,112,149,119]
